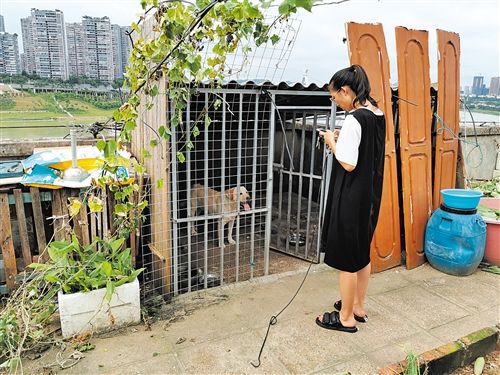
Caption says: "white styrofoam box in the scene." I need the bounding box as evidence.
[58,278,140,338]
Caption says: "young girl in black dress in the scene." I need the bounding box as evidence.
[316,64,386,333]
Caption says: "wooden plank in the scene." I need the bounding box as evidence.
[60,189,71,241]
[102,189,109,239]
[107,187,116,235]
[13,189,32,267]
[153,76,171,296]
[90,210,97,242]
[69,190,83,245]
[0,193,18,290]
[80,202,90,246]
[395,27,433,270]
[433,30,461,209]
[130,185,138,267]
[51,190,65,241]
[345,22,402,273]
[30,187,47,262]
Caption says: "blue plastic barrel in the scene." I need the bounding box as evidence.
[424,205,486,276]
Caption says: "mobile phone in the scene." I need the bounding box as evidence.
[316,128,327,133]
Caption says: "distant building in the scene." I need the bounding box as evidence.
[464,85,470,96]
[82,16,114,82]
[66,23,85,78]
[0,32,21,75]
[489,77,500,97]
[120,26,131,76]
[110,25,132,80]
[472,75,484,96]
[20,9,68,79]
[0,15,5,33]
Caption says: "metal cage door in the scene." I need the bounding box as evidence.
[271,105,335,262]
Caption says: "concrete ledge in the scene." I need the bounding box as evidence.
[379,326,499,375]
[0,137,97,160]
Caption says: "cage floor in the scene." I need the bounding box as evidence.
[176,235,308,292]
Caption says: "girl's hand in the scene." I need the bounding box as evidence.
[319,129,339,150]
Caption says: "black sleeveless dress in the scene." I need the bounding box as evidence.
[322,108,386,272]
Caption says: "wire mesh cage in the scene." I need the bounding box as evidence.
[130,12,334,304]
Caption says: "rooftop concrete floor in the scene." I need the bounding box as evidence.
[26,263,499,374]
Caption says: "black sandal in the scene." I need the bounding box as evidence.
[334,300,368,323]
[315,311,358,333]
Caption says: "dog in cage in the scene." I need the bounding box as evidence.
[190,183,251,244]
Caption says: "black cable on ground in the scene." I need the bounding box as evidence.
[251,261,313,368]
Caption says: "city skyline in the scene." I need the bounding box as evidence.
[0,0,498,86]
[2,9,132,81]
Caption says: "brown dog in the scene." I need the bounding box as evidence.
[190,183,251,244]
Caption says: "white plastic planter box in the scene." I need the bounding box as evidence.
[58,278,140,338]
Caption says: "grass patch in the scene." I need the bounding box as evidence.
[0,93,117,139]
[0,96,16,110]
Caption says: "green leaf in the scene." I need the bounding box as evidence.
[28,263,50,271]
[102,140,117,158]
[96,140,106,152]
[177,152,186,163]
[88,196,103,213]
[114,203,129,217]
[105,280,115,301]
[205,114,212,128]
[157,178,164,189]
[45,273,61,284]
[138,200,149,211]
[68,198,82,217]
[135,164,145,174]
[192,125,200,137]
[295,0,314,12]
[278,0,295,15]
[110,238,125,252]
[102,261,112,277]
[271,35,280,45]
[159,125,171,141]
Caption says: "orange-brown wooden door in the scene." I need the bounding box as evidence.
[395,27,433,269]
[345,22,401,272]
[433,30,460,209]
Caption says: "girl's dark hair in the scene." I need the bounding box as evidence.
[328,64,378,107]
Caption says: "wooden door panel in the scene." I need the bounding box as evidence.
[433,30,460,209]
[395,27,432,269]
[345,22,401,272]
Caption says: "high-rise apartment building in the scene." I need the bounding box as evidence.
[0,15,5,33]
[120,26,131,76]
[20,9,68,79]
[111,24,124,79]
[82,16,113,81]
[111,24,132,80]
[472,75,484,96]
[489,77,500,97]
[66,22,85,77]
[0,32,21,75]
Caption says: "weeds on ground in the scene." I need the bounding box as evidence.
[402,352,428,375]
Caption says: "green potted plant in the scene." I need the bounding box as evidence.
[473,177,500,265]
[30,235,144,338]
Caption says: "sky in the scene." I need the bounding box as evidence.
[0,0,498,87]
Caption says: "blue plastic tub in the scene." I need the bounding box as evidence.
[441,189,483,210]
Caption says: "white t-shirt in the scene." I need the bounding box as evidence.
[335,114,361,166]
